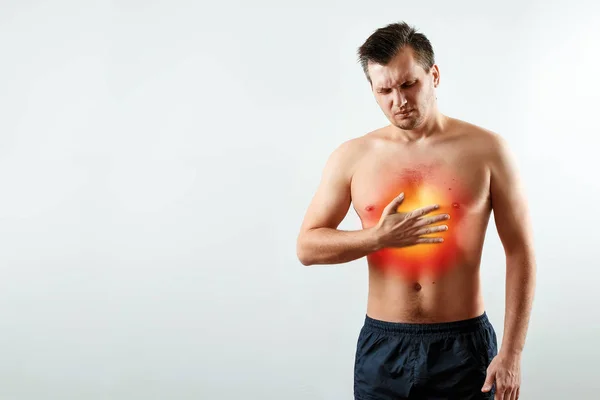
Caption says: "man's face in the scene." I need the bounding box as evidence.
[368,47,439,131]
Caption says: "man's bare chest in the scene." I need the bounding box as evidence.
[350,151,490,226]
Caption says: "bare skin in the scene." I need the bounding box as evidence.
[350,119,494,323]
[296,46,536,400]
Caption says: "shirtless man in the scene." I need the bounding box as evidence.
[296,22,536,400]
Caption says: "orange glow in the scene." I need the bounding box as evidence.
[361,166,469,280]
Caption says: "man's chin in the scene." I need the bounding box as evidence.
[393,120,417,130]
[389,114,419,130]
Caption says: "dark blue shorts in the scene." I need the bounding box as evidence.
[354,312,498,400]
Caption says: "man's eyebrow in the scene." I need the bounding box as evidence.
[377,79,416,90]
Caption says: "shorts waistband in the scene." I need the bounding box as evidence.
[363,312,491,336]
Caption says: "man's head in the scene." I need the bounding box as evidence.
[357,22,440,131]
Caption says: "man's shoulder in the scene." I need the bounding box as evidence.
[452,117,498,139]
[323,129,384,179]
[330,129,380,160]
[450,118,515,179]
[452,117,507,153]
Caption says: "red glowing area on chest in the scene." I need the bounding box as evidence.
[361,167,470,280]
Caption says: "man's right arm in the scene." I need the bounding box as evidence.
[296,139,381,266]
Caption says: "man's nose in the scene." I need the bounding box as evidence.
[393,91,407,108]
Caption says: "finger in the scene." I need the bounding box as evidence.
[410,213,450,229]
[410,225,448,237]
[499,385,512,400]
[515,387,520,400]
[413,237,444,244]
[382,192,405,216]
[405,204,440,221]
[481,370,495,393]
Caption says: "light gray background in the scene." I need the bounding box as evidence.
[0,0,598,399]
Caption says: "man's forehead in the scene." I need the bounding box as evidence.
[368,47,424,87]
[370,64,418,88]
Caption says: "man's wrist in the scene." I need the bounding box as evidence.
[366,226,383,252]
[499,346,523,358]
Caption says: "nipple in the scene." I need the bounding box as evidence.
[365,205,375,212]
[452,202,460,209]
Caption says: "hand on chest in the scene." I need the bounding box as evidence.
[352,160,487,278]
[355,162,472,225]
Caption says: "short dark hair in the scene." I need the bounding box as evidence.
[357,21,435,83]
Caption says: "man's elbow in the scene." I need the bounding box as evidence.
[296,234,315,266]
[297,254,314,266]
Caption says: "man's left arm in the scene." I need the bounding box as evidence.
[481,133,537,399]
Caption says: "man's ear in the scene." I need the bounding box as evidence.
[432,64,440,88]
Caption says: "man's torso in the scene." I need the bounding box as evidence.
[349,117,495,323]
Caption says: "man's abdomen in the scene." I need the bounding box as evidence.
[365,261,486,323]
